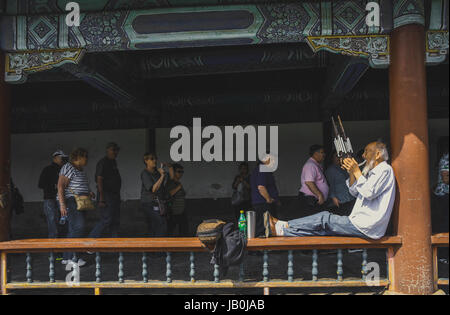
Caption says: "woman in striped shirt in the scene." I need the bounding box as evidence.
[57,148,94,265]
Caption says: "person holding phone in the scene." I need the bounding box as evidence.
[166,163,189,237]
[140,152,168,237]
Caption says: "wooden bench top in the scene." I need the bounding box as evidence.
[0,235,403,253]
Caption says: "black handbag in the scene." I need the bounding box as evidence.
[155,196,168,216]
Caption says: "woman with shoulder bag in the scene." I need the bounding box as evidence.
[140,152,168,237]
[57,148,94,266]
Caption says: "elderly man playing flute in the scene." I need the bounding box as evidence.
[264,141,396,240]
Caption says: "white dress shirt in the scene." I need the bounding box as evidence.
[346,161,396,239]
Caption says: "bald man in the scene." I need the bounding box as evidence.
[264,141,396,240]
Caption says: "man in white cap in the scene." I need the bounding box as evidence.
[38,149,68,238]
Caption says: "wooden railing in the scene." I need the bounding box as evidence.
[431,233,449,291]
[0,236,404,295]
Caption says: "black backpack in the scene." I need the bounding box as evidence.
[210,222,247,277]
[196,219,226,245]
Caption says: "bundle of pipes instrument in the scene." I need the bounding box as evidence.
[331,116,366,167]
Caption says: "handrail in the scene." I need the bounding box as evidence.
[0,236,403,253]
[431,233,449,247]
[0,235,410,295]
[1,235,446,294]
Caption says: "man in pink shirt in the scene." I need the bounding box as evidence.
[298,145,329,214]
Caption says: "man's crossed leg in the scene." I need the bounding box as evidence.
[264,211,365,238]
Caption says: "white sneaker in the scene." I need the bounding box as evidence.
[439,258,449,265]
[348,249,364,253]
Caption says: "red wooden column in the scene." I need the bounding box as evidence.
[389,24,434,294]
[0,51,11,242]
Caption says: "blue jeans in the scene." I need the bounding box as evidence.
[43,199,59,238]
[283,211,366,237]
[89,192,121,238]
[63,197,86,260]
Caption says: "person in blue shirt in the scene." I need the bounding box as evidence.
[325,151,356,216]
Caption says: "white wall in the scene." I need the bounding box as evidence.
[12,129,146,202]
[11,119,448,202]
[156,119,448,198]
[156,122,324,198]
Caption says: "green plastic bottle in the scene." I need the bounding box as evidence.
[238,210,247,238]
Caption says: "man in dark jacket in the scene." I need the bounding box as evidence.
[89,142,122,238]
[38,150,67,238]
[250,154,280,237]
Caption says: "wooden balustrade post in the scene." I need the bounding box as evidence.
[49,253,55,283]
[312,250,318,281]
[96,253,102,283]
[1,252,7,295]
[433,247,438,292]
[118,253,124,283]
[287,250,294,282]
[142,252,148,283]
[189,252,195,282]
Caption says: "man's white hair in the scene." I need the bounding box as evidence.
[362,141,389,176]
[259,152,278,172]
[375,141,389,161]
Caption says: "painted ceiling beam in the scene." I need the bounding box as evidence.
[427,0,450,64]
[0,1,392,54]
[1,0,447,83]
[2,0,305,15]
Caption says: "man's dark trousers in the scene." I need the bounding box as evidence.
[89,192,121,238]
[253,203,278,237]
